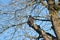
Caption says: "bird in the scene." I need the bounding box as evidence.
[27,15,34,27]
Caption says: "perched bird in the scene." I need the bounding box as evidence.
[27,15,34,27]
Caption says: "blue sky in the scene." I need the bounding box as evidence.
[0,0,12,5]
[0,0,56,40]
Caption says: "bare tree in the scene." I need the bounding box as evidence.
[0,0,60,40]
[40,0,60,40]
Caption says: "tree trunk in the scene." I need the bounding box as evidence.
[49,10,60,40]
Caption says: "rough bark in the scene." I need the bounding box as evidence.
[44,0,60,40]
[49,10,60,40]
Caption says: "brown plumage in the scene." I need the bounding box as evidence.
[27,15,34,27]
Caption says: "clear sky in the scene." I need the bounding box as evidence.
[0,0,12,5]
[0,0,56,40]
